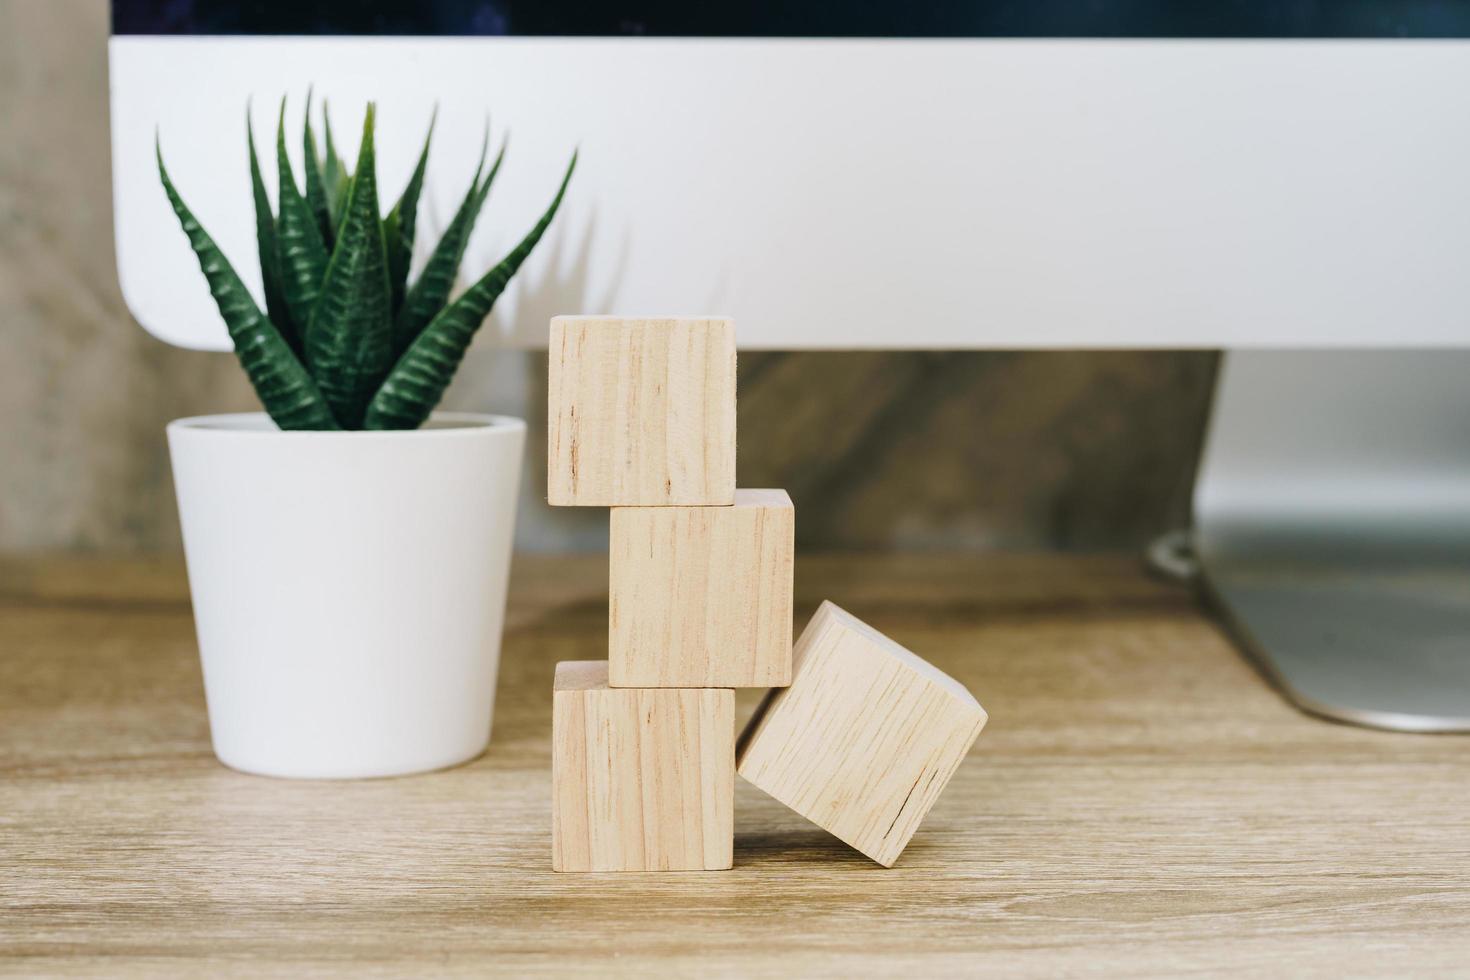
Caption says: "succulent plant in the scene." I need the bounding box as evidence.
[157,96,575,430]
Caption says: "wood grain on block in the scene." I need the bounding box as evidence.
[736,601,988,867]
[552,661,734,872]
[609,488,794,689]
[547,316,736,507]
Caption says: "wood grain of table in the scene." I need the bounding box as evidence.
[2,554,1467,977]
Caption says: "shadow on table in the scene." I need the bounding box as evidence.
[734,830,875,868]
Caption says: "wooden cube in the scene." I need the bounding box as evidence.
[736,601,988,867]
[609,489,794,689]
[552,661,734,872]
[547,316,736,507]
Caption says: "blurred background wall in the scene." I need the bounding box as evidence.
[0,0,1217,554]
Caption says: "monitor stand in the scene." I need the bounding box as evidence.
[1191,350,1470,732]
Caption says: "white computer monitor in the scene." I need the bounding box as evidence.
[112,7,1470,351]
[109,4,1470,732]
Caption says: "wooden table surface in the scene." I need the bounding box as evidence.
[2,554,1467,977]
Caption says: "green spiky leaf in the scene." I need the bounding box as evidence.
[274,98,330,342]
[305,105,394,429]
[302,90,334,249]
[246,107,296,353]
[384,108,436,320]
[321,102,349,228]
[330,176,352,238]
[390,132,503,356]
[157,139,338,430]
[364,152,575,430]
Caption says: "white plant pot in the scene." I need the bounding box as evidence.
[168,412,525,779]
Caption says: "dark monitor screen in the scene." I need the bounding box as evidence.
[111,1,1470,38]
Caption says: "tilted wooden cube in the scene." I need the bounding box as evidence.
[552,661,734,872]
[736,601,988,867]
[609,488,794,689]
[547,316,736,507]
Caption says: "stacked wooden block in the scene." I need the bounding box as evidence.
[548,316,988,872]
